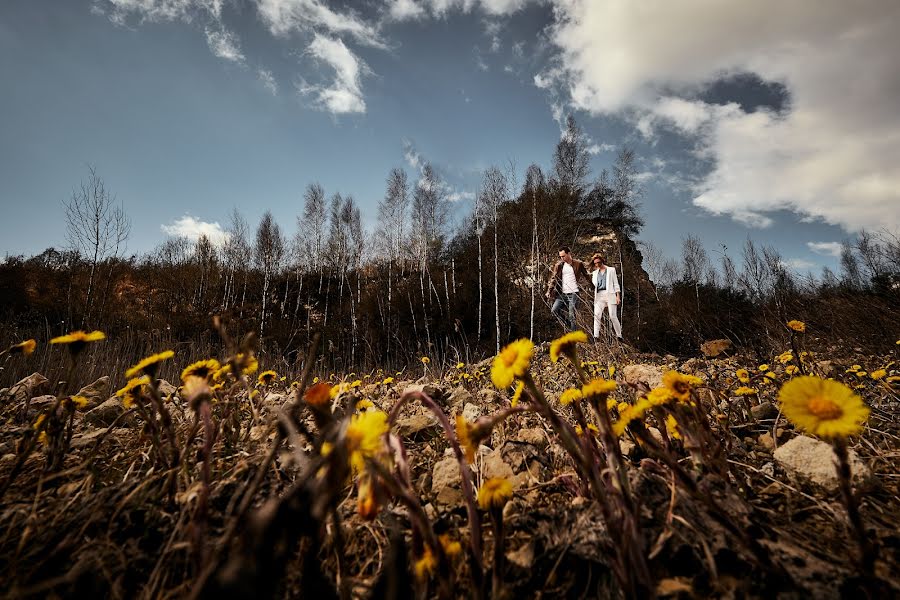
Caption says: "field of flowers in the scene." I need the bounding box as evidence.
[1,321,898,598]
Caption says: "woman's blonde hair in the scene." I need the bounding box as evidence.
[591,253,605,266]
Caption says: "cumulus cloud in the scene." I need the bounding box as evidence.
[205,27,244,62]
[448,190,475,202]
[807,241,843,257]
[539,0,900,233]
[386,0,425,21]
[783,258,817,272]
[298,34,368,114]
[161,215,228,245]
[254,0,386,48]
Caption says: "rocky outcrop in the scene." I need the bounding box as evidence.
[774,435,873,492]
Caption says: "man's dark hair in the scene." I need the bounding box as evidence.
[558,246,570,254]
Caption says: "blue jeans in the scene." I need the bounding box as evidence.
[551,293,579,330]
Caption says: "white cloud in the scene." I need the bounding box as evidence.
[161,215,228,245]
[254,0,386,48]
[783,258,817,271]
[448,190,475,202]
[205,27,244,62]
[402,139,423,171]
[807,241,843,257]
[258,69,278,95]
[540,0,900,233]
[586,143,614,155]
[299,34,368,114]
[387,0,425,21]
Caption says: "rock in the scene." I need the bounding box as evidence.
[774,435,873,492]
[462,402,482,422]
[515,427,547,448]
[403,383,444,399]
[760,462,775,477]
[478,389,501,406]
[815,361,835,377]
[751,401,778,420]
[680,358,700,373]
[432,456,464,506]
[70,427,122,450]
[482,449,516,482]
[6,372,50,404]
[157,379,177,399]
[263,392,288,408]
[701,339,732,358]
[448,386,474,411]
[622,364,663,390]
[758,432,775,451]
[76,376,109,407]
[29,395,57,411]
[396,413,439,439]
[620,439,636,456]
[507,542,535,569]
[84,396,125,427]
[646,427,664,445]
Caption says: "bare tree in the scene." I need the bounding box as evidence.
[222,208,251,312]
[255,211,285,338]
[552,115,590,193]
[64,165,130,323]
[479,166,509,353]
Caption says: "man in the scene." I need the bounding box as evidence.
[589,253,623,341]
[546,246,593,331]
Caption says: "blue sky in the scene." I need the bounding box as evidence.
[2,0,899,276]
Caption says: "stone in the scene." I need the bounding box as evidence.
[396,413,440,439]
[680,358,701,373]
[622,364,664,391]
[507,542,535,569]
[515,427,547,448]
[403,383,444,399]
[70,427,118,450]
[482,450,516,482]
[462,402,482,422]
[157,379,178,399]
[84,396,125,427]
[774,435,873,493]
[758,432,776,451]
[700,339,732,358]
[76,376,109,407]
[263,392,288,408]
[448,386,474,411]
[432,456,464,506]
[6,372,50,404]
[620,439,637,456]
[815,361,835,377]
[29,395,57,411]
[478,389,501,406]
[751,401,778,420]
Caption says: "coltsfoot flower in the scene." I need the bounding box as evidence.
[491,338,534,389]
[778,376,869,438]
[126,350,174,378]
[549,330,588,363]
[478,477,513,510]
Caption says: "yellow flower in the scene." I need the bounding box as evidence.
[350,379,362,388]
[736,369,750,383]
[787,320,806,333]
[356,399,374,410]
[510,380,525,407]
[582,378,617,399]
[764,371,778,381]
[778,376,869,438]
[777,351,794,364]
[181,359,221,383]
[785,365,799,376]
[559,388,583,406]
[414,547,437,580]
[662,371,703,402]
[608,365,616,378]
[439,534,462,558]
[665,414,682,440]
[617,401,630,413]
[734,386,757,396]
[855,371,868,378]
[50,330,105,354]
[549,330,588,363]
[346,410,390,472]
[304,382,333,407]
[117,376,150,408]
[870,369,887,380]
[421,356,430,365]
[455,414,478,464]
[69,395,90,409]
[357,475,379,520]
[645,387,673,407]
[182,375,211,404]
[236,353,258,375]
[456,362,465,369]
[758,364,770,372]
[10,339,36,356]
[382,377,394,385]
[478,477,513,510]
[491,339,534,389]
[613,397,652,437]
[126,350,174,378]
[257,370,278,386]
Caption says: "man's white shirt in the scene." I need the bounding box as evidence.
[561,263,578,293]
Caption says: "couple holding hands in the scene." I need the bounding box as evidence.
[545,246,623,342]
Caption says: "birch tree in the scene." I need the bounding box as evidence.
[255,211,284,338]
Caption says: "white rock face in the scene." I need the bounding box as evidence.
[431,456,464,506]
[773,435,873,492]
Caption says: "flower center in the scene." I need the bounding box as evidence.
[807,396,842,420]
[500,347,518,367]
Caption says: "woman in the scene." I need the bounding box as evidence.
[590,253,623,341]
